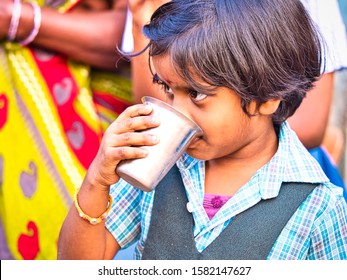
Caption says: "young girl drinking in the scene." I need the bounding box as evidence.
[58,0,347,259]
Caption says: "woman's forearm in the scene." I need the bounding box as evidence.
[288,72,334,149]
[2,1,128,69]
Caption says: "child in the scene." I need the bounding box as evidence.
[58,0,347,259]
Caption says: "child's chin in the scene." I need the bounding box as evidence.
[185,148,209,161]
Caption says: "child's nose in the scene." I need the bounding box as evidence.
[171,97,191,119]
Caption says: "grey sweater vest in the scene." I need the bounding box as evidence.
[142,165,317,260]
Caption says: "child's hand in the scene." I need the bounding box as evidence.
[85,103,160,190]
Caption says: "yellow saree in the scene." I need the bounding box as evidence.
[0,0,132,259]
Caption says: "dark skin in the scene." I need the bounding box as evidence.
[0,0,129,70]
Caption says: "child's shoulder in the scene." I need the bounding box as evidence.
[314,182,346,204]
[303,182,347,223]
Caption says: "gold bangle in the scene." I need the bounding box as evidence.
[74,187,113,225]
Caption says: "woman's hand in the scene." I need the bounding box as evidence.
[85,103,160,190]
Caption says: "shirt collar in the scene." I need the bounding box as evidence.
[256,122,328,199]
[177,122,328,200]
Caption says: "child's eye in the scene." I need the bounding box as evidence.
[188,90,208,102]
[152,74,173,95]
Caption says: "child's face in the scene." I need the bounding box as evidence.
[152,55,276,162]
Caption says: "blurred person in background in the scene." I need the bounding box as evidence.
[0,0,131,259]
[288,0,347,201]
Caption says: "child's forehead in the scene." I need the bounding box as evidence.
[152,55,204,88]
[155,71,186,89]
[152,55,182,83]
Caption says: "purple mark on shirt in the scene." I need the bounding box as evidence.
[203,194,231,220]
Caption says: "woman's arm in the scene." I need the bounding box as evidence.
[288,72,334,149]
[1,0,129,70]
[129,0,169,103]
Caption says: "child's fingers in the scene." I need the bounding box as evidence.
[114,115,160,134]
[109,146,150,161]
[115,131,159,147]
[108,103,160,134]
[103,131,159,152]
[116,103,153,121]
[97,103,161,167]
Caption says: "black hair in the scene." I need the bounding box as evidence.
[141,0,322,128]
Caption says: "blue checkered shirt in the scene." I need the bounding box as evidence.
[106,122,347,259]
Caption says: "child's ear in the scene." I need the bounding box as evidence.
[258,99,281,115]
[248,99,281,116]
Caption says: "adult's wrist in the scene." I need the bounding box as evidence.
[19,1,41,46]
[0,1,14,39]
